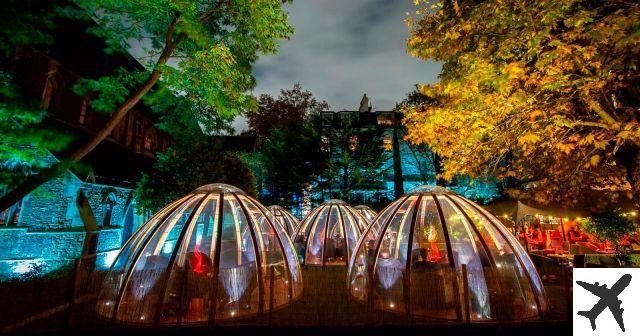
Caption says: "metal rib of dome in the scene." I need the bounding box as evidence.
[347,186,548,322]
[292,199,366,266]
[354,205,378,225]
[96,184,302,326]
[268,205,299,236]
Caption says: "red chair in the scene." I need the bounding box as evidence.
[549,230,563,251]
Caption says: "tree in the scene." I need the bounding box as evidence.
[245,84,328,206]
[0,0,72,190]
[137,88,254,211]
[319,123,390,201]
[396,87,446,187]
[581,211,638,265]
[404,0,640,213]
[247,83,329,141]
[0,0,293,211]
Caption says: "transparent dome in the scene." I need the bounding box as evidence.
[347,187,548,322]
[354,205,378,224]
[97,184,302,326]
[268,205,299,236]
[292,199,366,266]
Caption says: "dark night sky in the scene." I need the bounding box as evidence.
[232,0,441,132]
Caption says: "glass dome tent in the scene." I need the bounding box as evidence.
[97,184,302,326]
[292,199,365,266]
[347,186,548,322]
[268,205,299,236]
[354,205,377,225]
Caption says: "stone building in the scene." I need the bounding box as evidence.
[316,94,499,207]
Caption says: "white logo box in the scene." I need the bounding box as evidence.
[573,268,640,336]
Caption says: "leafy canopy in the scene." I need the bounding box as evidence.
[73,0,293,119]
[0,1,73,188]
[136,87,254,211]
[245,84,328,206]
[581,211,638,263]
[404,0,640,208]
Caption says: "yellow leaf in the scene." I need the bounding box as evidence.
[518,132,540,145]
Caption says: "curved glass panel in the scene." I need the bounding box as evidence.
[96,185,302,326]
[268,205,299,236]
[354,205,378,227]
[292,200,365,266]
[347,186,548,322]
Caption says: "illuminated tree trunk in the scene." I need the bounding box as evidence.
[392,114,404,198]
[432,152,447,187]
[630,147,640,225]
[0,17,182,212]
[342,151,350,200]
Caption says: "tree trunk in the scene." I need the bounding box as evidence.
[629,146,640,225]
[392,115,404,199]
[342,152,350,200]
[0,19,182,212]
[432,152,447,186]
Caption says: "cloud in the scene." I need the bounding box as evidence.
[234,0,441,132]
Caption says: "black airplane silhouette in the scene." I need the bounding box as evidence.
[577,274,632,332]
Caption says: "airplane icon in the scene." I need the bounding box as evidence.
[577,273,632,332]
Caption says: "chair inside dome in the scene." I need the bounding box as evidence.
[292,200,365,266]
[96,184,302,326]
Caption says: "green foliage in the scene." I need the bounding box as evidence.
[136,88,252,211]
[74,0,293,120]
[0,1,73,189]
[1,0,292,206]
[73,70,149,114]
[319,125,390,200]
[0,0,57,62]
[0,72,72,188]
[581,211,638,264]
[246,85,328,206]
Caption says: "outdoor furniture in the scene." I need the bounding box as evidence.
[96,184,302,326]
[347,186,548,322]
[292,199,365,266]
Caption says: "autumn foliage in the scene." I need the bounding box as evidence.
[404,0,640,211]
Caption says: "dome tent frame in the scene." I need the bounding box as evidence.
[293,199,366,267]
[98,184,301,326]
[354,205,377,225]
[268,205,299,236]
[347,186,547,322]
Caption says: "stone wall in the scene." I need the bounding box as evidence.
[81,183,132,228]
[18,171,85,230]
[0,227,125,280]
[0,150,136,280]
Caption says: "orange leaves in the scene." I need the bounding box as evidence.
[518,132,541,145]
[505,62,525,80]
[404,0,639,209]
[529,109,545,122]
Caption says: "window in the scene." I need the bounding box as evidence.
[143,129,156,152]
[321,111,334,127]
[340,111,352,127]
[102,193,117,227]
[78,98,88,125]
[382,135,392,151]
